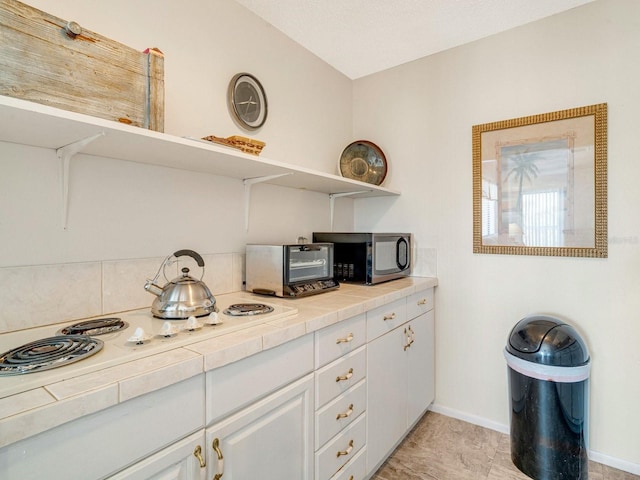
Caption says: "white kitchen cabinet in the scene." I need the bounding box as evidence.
[365,288,435,476]
[205,334,314,424]
[314,318,368,480]
[332,446,367,480]
[206,373,314,480]
[315,313,366,369]
[315,413,366,480]
[407,310,435,427]
[365,319,410,473]
[0,375,205,480]
[109,430,206,480]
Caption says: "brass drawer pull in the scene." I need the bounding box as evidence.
[417,298,428,306]
[336,439,354,457]
[212,438,224,480]
[336,404,354,420]
[383,313,396,321]
[336,333,354,344]
[336,368,354,382]
[193,445,206,468]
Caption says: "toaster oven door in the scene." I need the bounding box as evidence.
[285,244,333,284]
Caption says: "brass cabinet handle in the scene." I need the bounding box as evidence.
[336,368,354,382]
[212,438,224,480]
[349,476,354,480]
[403,327,411,351]
[336,333,354,344]
[417,298,428,306]
[336,439,354,457]
[193,445,206,468]
[383,313,396,321]
[336,404,354,420]
[408,325,415,347]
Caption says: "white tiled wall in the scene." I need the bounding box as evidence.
[0,252,245,334]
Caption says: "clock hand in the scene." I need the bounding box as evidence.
[245,95,254,115]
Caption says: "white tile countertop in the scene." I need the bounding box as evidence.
[0,277,437,448]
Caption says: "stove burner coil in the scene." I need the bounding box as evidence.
[58,317,128,336]
[223,303,274,316]
[0,335,104,376]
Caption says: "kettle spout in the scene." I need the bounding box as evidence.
[144,279,163,297]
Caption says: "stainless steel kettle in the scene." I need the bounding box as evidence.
[144,249,217,319]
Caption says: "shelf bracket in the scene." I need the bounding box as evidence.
[243,173,293,231]
[329,191,369,230]
[57,132,106,229]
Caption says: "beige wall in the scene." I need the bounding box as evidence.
[0,0,355,268]
[353,0,640,471]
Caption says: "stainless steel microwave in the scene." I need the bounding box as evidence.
[312,232,411,285]
[245,243,339,297]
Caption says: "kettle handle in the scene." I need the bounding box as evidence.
[173,249,205,267]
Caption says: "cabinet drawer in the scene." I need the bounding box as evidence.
[315,346,366,408]
[315,413,366,480]
[366,298,407,342]
[316,379,366,447]
[315,313,366,368]
[206,334,313,424]
[406,288,434,320]
[331,446,366,480]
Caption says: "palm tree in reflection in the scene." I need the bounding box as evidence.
[504,149,540,218]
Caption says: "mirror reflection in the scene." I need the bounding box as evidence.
[473,104,607,257]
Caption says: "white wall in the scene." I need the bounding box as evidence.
[353,0,640,470]
[0,0,355,268]
[0,0,356,333]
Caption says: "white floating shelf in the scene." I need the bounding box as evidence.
[0,95,400,199]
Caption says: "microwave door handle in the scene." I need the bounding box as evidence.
[396,238,409,270]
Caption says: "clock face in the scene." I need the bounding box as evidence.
[228,73,267,130]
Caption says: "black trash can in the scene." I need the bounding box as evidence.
[504,315,590,480]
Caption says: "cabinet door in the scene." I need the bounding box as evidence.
[407,310,435,427]
[206,374,314,480]
[366,326,408,474]
[109,430,206,480]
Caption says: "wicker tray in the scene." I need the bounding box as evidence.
[201,135,265,156]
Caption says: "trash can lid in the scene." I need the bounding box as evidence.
[507,315,589,366]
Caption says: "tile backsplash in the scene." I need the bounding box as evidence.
[0,253,245,334]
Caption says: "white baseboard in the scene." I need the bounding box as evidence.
[428,403,640,476]
[588,451,640,476]
[428,403,509,435]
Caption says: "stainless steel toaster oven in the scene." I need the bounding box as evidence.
[245,243,338,297]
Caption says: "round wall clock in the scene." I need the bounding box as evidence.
[228,73,268,131]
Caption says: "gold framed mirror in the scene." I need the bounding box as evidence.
[472,103,607,257]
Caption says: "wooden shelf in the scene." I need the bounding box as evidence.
[0,95,400,198]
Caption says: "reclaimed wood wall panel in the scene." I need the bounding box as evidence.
[0,0,164,131]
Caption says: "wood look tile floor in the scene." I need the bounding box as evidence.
[372,412,639,480]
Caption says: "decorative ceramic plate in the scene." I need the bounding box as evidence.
[339,140,387,186]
